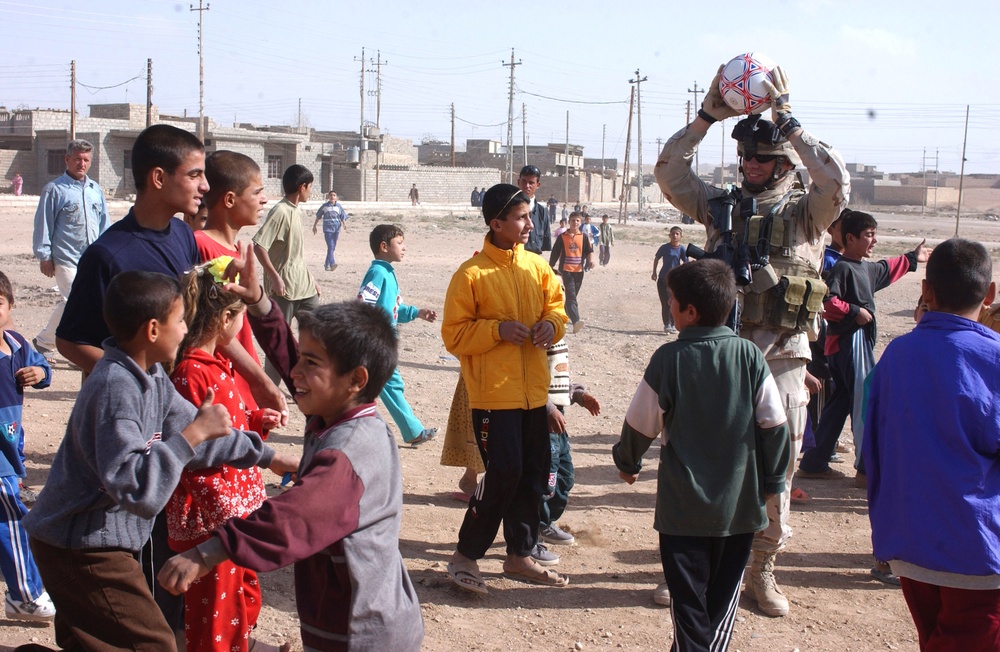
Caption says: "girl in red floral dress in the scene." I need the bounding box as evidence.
[170,257,287,652]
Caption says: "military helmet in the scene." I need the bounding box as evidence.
[731,115,801,167]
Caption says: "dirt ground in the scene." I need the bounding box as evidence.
[1,193,999,652]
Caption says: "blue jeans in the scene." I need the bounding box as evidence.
[541,425,575,526]
[323,229,341,268]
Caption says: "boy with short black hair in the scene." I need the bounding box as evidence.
[799,210,929,480]
[614,259,790,649]
[198,150,275,401]
[865,238,1000,650]
[252,164,319,383]
[359,224,438,445]
[0,271,54,622]
[652,226,688,333]
[159,298,424,652]
[23,270,293,651]
[442,183,568,593]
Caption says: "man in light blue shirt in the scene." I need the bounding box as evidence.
[31,140,109,355]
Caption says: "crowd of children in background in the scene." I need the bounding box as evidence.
[5,125,1000,652]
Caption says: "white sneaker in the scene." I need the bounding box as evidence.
[572,320,585,334]
[5,591,55,621]
[653,582,671,606]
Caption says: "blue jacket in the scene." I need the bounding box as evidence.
[358,260,418,328]
[865,312,1000,578]
[32,172,109,267]
[0,331,52,478]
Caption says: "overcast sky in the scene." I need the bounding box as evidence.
[3,0,998,175]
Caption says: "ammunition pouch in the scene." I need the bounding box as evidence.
[742,276,826,337]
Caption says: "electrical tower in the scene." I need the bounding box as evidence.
[687,81,703,174]
[503,49,521,184]
[190,1,210,141]
[629,69,648,212]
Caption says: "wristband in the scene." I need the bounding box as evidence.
[697,109,717,125]
[244,285,265,306]
[775,113,801,138]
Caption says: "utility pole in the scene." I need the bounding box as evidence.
[564,111,570,204]
[657,137,665,200]
[355,48,366,201]
[298,98,302,130]
[921,147,927,215]
[368,51,387,201]
[522,103,527,167]
[629,69,648,212]
[934,148,939,212]
[619,87,635,224]
[688,82,703,176]
[720,121,725,186]
[955,105,970,237]
[450,103,456,166]
[146,58,153,128]
[190,0,209,142]
[503,49,521,184]
[601,124,606,203]
[70,60,76,139]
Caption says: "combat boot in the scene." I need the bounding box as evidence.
[747,550,789,617]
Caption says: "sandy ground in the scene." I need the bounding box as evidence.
[1,194,1000,652]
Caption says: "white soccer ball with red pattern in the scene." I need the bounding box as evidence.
[719,52,777,115]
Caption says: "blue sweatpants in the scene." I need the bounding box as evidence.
[0,475,45,601]
[379,368,424,443]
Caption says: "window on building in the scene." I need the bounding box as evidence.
[267,155,283,179]
[124,149,131,170]
[46,150,64,175]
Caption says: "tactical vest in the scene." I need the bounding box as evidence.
[709,188,827,338]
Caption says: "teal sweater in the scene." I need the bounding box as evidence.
[613,326,790,537]
[358,260,418,328]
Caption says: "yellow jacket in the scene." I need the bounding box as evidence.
[442,235,567,410]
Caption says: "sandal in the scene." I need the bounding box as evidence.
[448,560,488,595]
[790,487,811,504]
[870,561,901,586]
[408,428,438,447]
[502,562,569,587]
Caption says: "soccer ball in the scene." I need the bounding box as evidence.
[719,52,777,115]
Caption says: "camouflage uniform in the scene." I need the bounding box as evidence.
[655,119,849,613]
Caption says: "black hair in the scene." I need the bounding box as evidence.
[669,226,683,235]
[281,164,314,196]
[103,271,182,342]
[518,164,540,180]
[925,238,992,314]
[204,151,260,207]
[0,270,13,305]
[297,302,398,403]
[369,224,405,255]
[131,125,204,192]
[840,210,879,241]
[481,183,529,226]
[666,259,736,327]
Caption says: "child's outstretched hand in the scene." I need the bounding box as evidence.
[530,320,555,348]
[913,238,931,263]
[14,366,45,388]
[418,308,438,322]
[579,392,601,416]
[268,451,300,476]
[499,320,531,345]
[619,470,638,485]
[158,548,211,595]
[182,388,232,447]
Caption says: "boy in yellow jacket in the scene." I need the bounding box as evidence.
[441,183,568,594]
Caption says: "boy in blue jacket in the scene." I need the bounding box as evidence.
[359,224,438,445]
[0,271,54,622]
[865,238,1000,650]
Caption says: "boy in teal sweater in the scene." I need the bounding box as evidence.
[358,224,438,445]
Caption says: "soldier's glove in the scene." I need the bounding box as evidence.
[698,65,741,123]
[762,67,800,137]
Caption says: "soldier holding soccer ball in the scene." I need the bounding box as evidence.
[654,60,850,617]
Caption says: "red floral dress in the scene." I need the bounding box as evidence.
[170,348,269,652]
